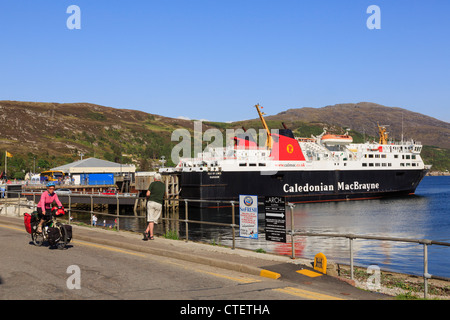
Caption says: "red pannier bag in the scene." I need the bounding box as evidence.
[24,213,32,234]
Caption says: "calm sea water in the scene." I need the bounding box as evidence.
[183,176,450,278]
[76,176,450,278]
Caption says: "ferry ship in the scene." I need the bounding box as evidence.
[161,104,431,203]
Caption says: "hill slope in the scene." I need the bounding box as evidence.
[0,100,195,175]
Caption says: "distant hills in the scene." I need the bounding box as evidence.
[266,102,450,149]
[0,100,448,178]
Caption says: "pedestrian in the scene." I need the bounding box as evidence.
[92,214,97,226]
[143,173,166,240]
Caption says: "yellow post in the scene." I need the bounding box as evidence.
[314,252,327,274]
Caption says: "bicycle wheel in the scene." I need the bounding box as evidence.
[55,223,68,250]
[31,229,44,247]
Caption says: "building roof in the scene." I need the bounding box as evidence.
[51,157,135,174]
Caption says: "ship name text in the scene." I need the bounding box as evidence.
[283,181,380,193]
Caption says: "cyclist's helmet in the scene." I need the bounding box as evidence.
[46,182,56,188]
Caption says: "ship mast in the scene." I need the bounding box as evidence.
[254,104,272,149]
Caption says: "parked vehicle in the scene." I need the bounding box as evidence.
[102,188,118,195]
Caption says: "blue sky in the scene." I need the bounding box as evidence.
[0,1,449,122]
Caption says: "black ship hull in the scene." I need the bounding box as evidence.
[175,169,428,204]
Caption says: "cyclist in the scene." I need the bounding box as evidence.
[36,182,63,233]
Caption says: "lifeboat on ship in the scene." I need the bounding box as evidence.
[321,134,353,145]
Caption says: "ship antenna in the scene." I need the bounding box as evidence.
[401,112,404,144]
[255,104,272,149]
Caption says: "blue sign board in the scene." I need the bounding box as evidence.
[239,195,258,239]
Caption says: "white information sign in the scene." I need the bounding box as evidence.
[239,195,258,239]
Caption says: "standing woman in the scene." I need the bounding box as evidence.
[37,182,63,233]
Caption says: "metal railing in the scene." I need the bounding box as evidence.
[285,203,450,299]
[1,191,449,298]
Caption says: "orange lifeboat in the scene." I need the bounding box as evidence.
[321,134,353,145]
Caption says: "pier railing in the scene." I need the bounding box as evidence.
[1,190,449,299]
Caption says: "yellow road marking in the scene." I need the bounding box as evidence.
[296,269,323,277]
[202,270,261,284]
[260,269,281,279]
[0,224,26,233]
[274,287,344,300]
[73,240,148,258]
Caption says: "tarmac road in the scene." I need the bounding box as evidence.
[0,215,391,308]
[0,224,344,301]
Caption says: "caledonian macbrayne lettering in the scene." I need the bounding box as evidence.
[283,181,380,193]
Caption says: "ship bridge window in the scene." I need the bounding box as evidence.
[362,163,368,167]
[239,163,247,167]
[368,154,374,158]
[381,154,386,158]
[249,163,257,167]
[412,155,416,160]
[258,163,266,166]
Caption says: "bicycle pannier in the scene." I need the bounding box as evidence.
[62,225,72,243]
[30,211,39,232]
[24,213,32,234]
[47,227,61,246]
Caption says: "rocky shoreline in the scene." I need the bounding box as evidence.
[335,264,450,299]
[427,171,450,176]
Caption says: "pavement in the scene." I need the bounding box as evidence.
[0,214,391,300]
